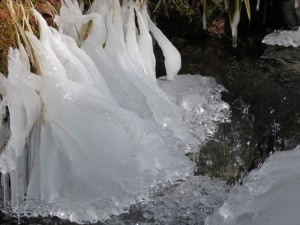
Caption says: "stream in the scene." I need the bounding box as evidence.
[158,37,300,183]
[0,36,299,225]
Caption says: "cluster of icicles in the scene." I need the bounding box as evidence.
[0,0,230,223]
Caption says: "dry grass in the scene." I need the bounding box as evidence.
[0,0,61,76]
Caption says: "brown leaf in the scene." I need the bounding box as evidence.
[35,0,55,19]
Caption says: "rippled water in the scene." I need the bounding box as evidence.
[1,37,299,224]
[156,37,300,183]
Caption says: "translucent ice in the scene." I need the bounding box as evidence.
[148,18,181,80]
[206,146,300,225]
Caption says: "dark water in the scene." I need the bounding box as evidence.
[1,38,300,224]
[156,37,300,183]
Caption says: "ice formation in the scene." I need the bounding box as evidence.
[226,0,242,47]
[0,0,230,223]
[262,28,300,47]
[205,146,300,225]
[101,176,229,225]
[256,0,260,11]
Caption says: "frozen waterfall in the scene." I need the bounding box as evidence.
[0,0,230,223]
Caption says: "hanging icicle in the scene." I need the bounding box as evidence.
[226,0,242,47]
[202,0,207,30]
[256,0,260,11]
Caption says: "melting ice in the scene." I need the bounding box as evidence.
[0,0,230,223]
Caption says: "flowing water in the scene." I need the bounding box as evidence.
[157,37,300,183]
[1,36,299,224]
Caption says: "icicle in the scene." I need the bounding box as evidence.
[50,28,96,86]
[8,163,25,224]
[112,0,126,46]
[62,34,115,101]
[232,29,238,47]
[202,12,207,30]
[1,173,7,208]
[121,0,130,34]
[88,0,111,18]
[228,0,242,47]
[125,2,147,75]
[256,0,260,11]
[140,5,149,31]
[61,0,82,16]
[16,169,21,225]
[202,0,207,30]
[136,8,156,81]
[55,0,84,44]
[148,18,181,80]
[29,11,66,78]
[78,0,84,12]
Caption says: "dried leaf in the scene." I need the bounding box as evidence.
[35,0,55,19]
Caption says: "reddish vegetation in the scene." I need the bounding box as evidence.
[0,2,17,75]
[208,19,225,38]
[0,0,62,75]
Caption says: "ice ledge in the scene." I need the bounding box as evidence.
[262,28,300,47]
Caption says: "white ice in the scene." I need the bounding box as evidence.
[230,10,241,47]
[206,146,300,225]
[0,0,230,223]
[262,28,300,47]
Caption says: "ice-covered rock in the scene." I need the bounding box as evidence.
[262,28,300,47]
[206,146,300,225]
